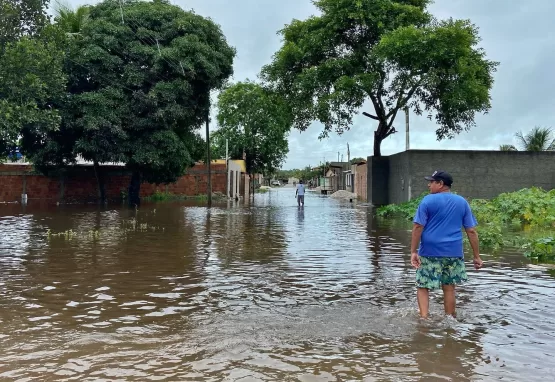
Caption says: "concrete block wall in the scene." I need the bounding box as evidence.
[368,150,555,205]
[405,150,555,201]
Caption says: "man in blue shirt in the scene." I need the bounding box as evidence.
[411,170,483,318]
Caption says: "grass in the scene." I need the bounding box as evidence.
[143,190,226,202]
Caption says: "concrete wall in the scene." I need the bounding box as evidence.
[0,163,227,203]
[367,156,390,205]
[368,150,555,205]
[227,160,242,199]
[388,152,411,204]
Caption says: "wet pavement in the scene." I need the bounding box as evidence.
[0,188,553,381]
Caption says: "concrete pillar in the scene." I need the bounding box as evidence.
[21,174,27,204]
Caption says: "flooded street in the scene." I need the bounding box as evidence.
[0,188,553,381]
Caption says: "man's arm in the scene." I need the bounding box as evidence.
[463,201,483,269]
[411,223,424,254]
[465,227,483,269]
[411,223,424,268]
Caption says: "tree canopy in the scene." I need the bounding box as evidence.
[18,0,235,204]
[0,27,67,161]
[0,0,50,49]
[213,82,291,176]
[262,0,499,156]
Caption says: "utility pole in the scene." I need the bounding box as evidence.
[225,139,229,198]
[206,108,212,207]
[347,143,351,191]
[405,106,410,151]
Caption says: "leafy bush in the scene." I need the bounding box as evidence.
[375,192,426,220]
[376,188,555,256]
[144,190,180,202]
[523,237,555,262]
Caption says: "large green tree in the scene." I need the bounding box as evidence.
[262,0,498,156]
[213,82,291,184]
[24,0,235,205]
[0,0,50,49]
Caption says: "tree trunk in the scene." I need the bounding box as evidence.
[93,160,106,204]
[373,131,383,157]
[128,171,141,207]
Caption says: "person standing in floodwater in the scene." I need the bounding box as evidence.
[295,179,305,207]
[410,170,483,319]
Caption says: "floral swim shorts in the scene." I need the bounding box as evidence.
[416,257,468,290]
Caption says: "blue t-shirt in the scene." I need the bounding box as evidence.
[413,193,477,258]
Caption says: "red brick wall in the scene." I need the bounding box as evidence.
[355,163,367,202]
[0,163,227,202]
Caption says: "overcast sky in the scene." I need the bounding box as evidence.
[65,0,555,169]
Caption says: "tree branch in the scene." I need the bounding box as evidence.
[362,112,379,120]
[369,94,384,120]
[384,127,397,138]
[386,73,425,119]
[386,79,423,129]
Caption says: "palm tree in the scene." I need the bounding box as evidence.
[53,2,89,35]
[499,144,517,151]
[515,126,555,151]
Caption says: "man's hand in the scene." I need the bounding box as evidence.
[411,252,421,269]
[473,255,483,270]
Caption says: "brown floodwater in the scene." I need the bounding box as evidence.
[0,188,553,381]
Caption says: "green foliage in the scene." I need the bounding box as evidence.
[0,28,67,160]
[377,188,555,256]
[499,144,517,151]
[142,190,226,202]
[213,81,291,175]
[376,192,427,219]
[523,237,555,262]
[143,190,183,202]
[262,0,498,156]
[53,2,90,35]
[20,0,234,204]
[275,164,325,181]
[0,0,50,48]
[350,157,365,164]
[515,127,555,151]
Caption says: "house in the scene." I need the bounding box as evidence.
[325,162,350,192]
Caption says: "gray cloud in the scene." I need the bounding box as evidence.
[65,0,555,169]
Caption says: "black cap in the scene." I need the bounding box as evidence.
[424,170,453,186]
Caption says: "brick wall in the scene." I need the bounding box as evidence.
[354,163,367,201]
[0,163,227,202]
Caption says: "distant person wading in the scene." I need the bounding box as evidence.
[410,170,483,319]
[295,180,306,207]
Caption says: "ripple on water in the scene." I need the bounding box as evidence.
[0,194,554,381]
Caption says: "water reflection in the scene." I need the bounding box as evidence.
[0,190,553,380]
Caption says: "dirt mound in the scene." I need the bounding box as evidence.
[330,190,357,199]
